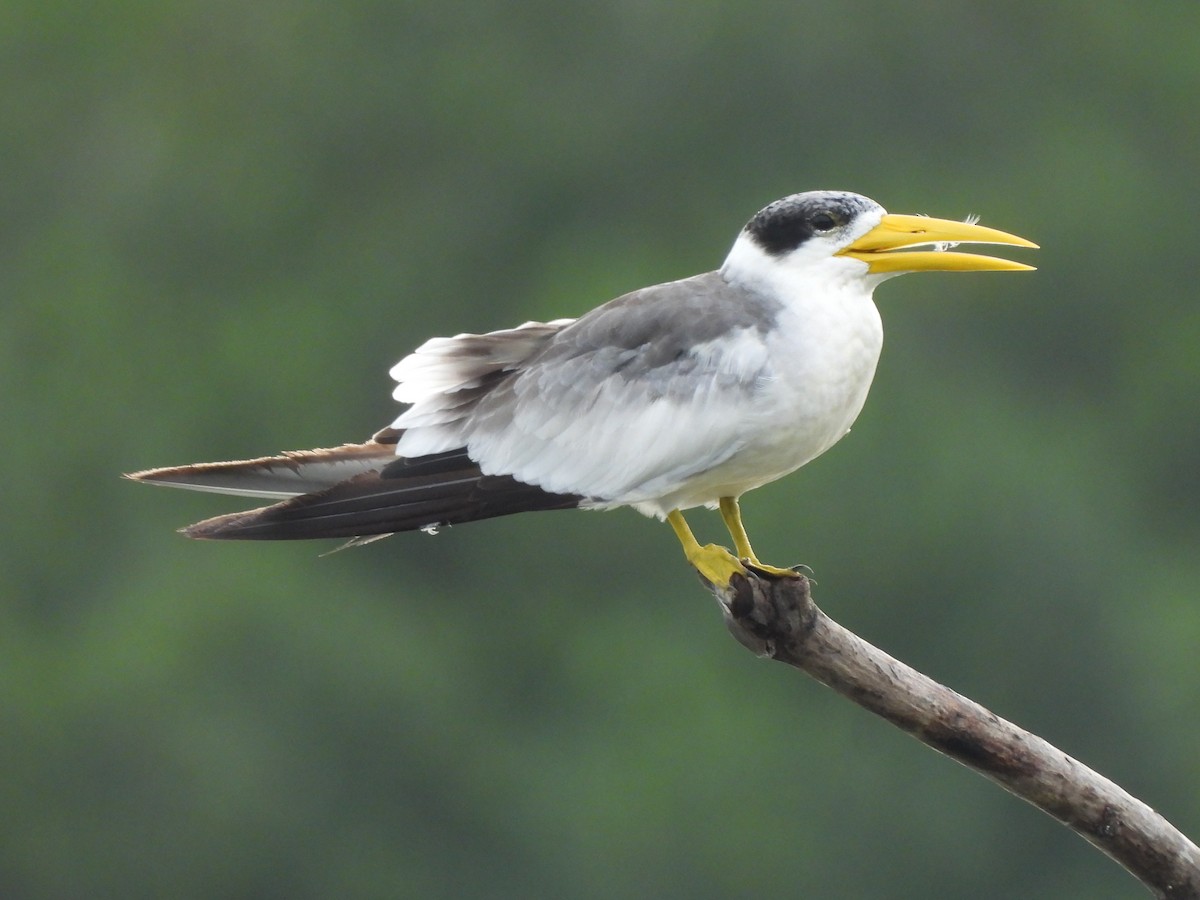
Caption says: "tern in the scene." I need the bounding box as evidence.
[128,190,1036,586]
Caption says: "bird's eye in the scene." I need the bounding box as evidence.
[811,212,837,232]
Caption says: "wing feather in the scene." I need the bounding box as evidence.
[136,447,580,541]
[389,272,783,506]
[131,269,787,539]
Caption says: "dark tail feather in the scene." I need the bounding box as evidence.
[125,442,396,499]
[181,448,582,541]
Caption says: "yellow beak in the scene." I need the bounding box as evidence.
[836,214,1038,274]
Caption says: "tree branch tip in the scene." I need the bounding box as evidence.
[709,571,815,659]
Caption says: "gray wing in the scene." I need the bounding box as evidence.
[390,271,783,504]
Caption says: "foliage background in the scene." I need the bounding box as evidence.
[4,3,1198,898]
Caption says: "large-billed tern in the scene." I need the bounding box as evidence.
[129,190,1037,586]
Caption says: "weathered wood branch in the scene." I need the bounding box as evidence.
[710,572,1200,899]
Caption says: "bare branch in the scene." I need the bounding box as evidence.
[711,572,1200,898]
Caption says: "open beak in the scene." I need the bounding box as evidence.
[836,214,1038,274]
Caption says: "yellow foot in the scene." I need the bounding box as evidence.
[686,543,748,588]
[742,558,805,580]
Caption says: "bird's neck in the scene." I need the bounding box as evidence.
[720,233,882,312]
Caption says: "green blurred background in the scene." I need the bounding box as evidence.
[4,2,1198,897]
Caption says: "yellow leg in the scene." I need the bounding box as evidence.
[667,509,746,587]
[718,497,801,579]
[718,496,756,560]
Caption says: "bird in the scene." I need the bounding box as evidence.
[127,190,1036,587]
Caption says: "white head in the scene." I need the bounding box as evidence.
[721,189,1037,295]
